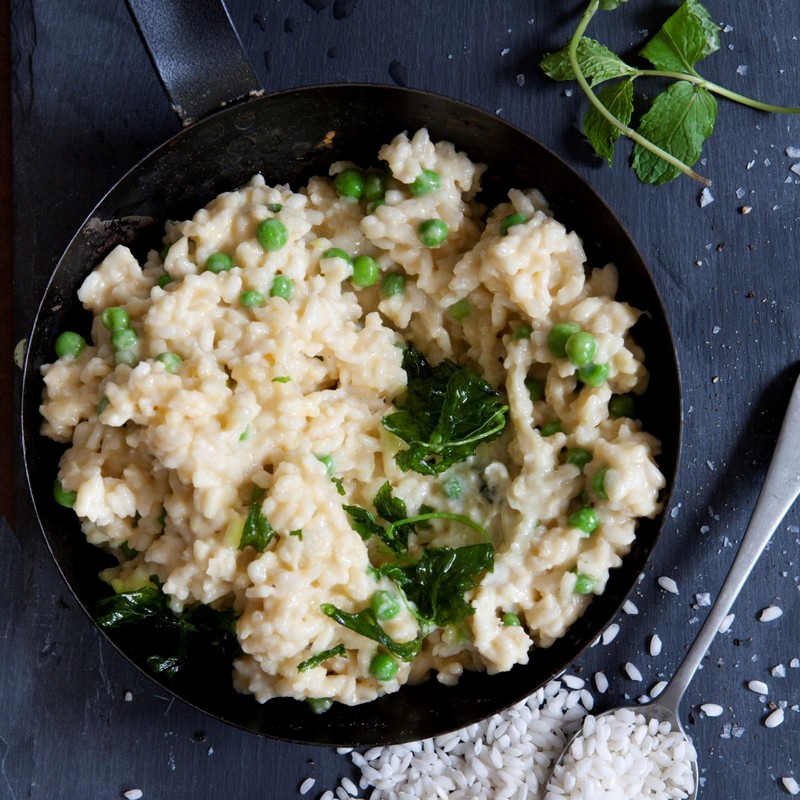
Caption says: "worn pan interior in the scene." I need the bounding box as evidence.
[21,84,681,746]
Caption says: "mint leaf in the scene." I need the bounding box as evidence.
[632,81,718,185]
[640,0,720,73]
[584,78,634,166]
[297,643,346,672]
[320,604,422,661]
[539,37,635,87]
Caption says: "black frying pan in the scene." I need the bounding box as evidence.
[20,0,681,746]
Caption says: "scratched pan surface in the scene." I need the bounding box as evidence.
[19,1,681,748]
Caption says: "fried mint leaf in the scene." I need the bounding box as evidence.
[639,0,720,73]
[391,544,495,628]
[320,605,423,661]
[239,500,276,552]
[540,37,635,87]
[297,643,347,672]
[632,81,718,185]
[584,78,634,167]
[382,347,508,476]
[373,481,414,549]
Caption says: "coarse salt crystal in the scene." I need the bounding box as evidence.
[698,187,714,207]
[625,662,643,682]
[658,576,679,594]
[748,680,769,695]
[695,592,712,607]
[736,64,748,75]
[602,624,620,645]
[765,708,785,728]
[783,777,800,795]
[760,606,783,622]
[790,163,800,176]
[786,146,800,158]
[124,691,133,702]
[123,792,143,800]
[649,634,663,657]
[701,703,724,717]
[791,658,800,668]
[622,599,639,615]
[719,613,735,633]
[772,664,786,678]
[299,778,316,795]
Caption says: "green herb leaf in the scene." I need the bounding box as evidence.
[389,544,495,628]
[95,582,239,678]
[297,643,346,672]
[320,604,422,661]
[343,503,406,554]
[539,37,635,87]
[632,81,718,185]
[584,78,635,166]
[239,501,277,552]
[373,481,415,549]
[331,476,346,496]
[639,0,720,73]
[382,347,508,476]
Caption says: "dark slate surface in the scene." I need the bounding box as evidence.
[6,0,800,798]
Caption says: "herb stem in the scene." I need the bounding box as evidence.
[387,512,489,542]
[635,69,800,114]
[569,0,711,185]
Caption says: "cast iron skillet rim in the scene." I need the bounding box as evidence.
[21,80,683,747]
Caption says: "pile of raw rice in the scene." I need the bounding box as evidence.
[314,678,696,800]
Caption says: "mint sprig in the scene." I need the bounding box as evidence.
[540,0,800,185]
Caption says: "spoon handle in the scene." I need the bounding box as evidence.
[657,374,800,712]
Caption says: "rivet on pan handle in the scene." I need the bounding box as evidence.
[125,0,264,127]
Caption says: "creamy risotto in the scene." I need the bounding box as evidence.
[40,129,665,707]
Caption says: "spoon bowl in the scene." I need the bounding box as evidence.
[546,371,800,799]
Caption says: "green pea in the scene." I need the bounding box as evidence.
[609,394,636,419]
[159,243,171,262]
[380,272,406,298]
[115,350,138,367]
[592,467,609,500]
[500,213,528,236]
[111,328,138,351]
[334,168,364,200]
[370,590,400,621]
[321,247,353,266]
[270,275,293,300]
[568,506,599,535]
[240,290,265,308]
[156,274,173,289]
[502,612,521,627]
[54,331,85,360]
[364,173,387,202]
[267,202,283,213]
[409,169,440,196]
[315,454,334,476]
[306,697,334,714]
[205,252,234,273]
[366,199,386,215]
[548,323,581,358]
[97,395,110,415]
[540,421,562,437]
[443,477,462,499]
[573,572,596,595]
[351,255,380,287]
[565,331,597,367]
[257,218,288,252]
[513,324,532,340]
[417,219,448,247]
[53,479,77,508]
[566,447,592,471]
[155,352,182,373]
[442,622,471,645]
[369,651,399,681]
[578,362,610,387]
[525,378,544,402]
[449,298,471,320]
[101,307,130,332]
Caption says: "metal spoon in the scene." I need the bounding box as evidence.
[547,373,800,799]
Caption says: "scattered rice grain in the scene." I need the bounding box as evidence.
[299,777,316,795]
[782,776,800,795]
[622,599,639,615]
[700,703,724,718]
[760,606,783,622]
[602,624,620,645]
[624,662,643,682]
[649,634,663,657]
[765,708,785,728]
[658,576,679,594]
[123,792,143,800]
[718,613,735,634]
[748,680,769,695]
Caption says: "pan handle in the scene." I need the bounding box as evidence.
[125,0,263,126]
